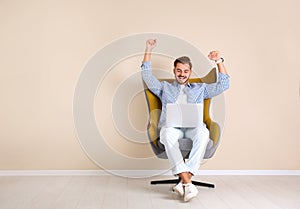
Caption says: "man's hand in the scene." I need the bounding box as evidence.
[208,50,221,61]
[146,39,157,52]
[208,50,228,74]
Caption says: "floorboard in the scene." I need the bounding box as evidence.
[0,175,299,209]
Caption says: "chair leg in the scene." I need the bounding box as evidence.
[150,177,215,188]
[150,178,180,185]
[192,180,215,188]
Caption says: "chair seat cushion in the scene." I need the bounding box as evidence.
[179,138,213,151]
[156,138,214,159]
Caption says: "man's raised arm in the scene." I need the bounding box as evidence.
[143,39,157,63]
[141,39,162,97]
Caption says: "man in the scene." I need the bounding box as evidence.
[141,39,229,201]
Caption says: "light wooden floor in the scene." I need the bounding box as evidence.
[0,175,299,209]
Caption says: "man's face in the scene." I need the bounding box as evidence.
[173,63,192,85]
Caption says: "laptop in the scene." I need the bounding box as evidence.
[166,103,203,128]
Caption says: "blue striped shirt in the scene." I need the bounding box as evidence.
[141,61,230,129]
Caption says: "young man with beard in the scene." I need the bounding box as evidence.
[141,39,229,201]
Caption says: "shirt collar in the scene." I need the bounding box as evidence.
[173,81,191,88]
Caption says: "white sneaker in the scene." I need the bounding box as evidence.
[173,181,184,196]
[183,183,198,202]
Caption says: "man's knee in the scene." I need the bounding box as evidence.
[160,127,180,145]
[190,126,210,143]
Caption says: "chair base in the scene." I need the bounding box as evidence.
[150,177,215,188]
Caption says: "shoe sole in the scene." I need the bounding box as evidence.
[184,192,198,202]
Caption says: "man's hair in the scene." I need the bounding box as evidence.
[174,56,192,69]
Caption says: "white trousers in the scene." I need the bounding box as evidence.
[160,125,210,176]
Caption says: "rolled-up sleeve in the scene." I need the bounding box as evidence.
[141,61,163,97]
[204,73,230,98]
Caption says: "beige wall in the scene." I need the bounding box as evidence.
[0,0,299,170]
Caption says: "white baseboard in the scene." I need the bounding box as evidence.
[0,170,299,177]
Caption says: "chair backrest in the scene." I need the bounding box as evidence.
[144,68,221,159]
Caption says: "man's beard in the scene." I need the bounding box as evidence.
[176,76,188,84]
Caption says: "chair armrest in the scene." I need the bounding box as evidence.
[209,121,221,146]
[204,121,221,159]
